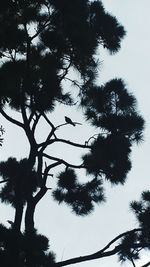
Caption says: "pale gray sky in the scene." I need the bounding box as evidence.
[0,1,150,267]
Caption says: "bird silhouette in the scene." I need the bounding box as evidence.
[65,116,76,126]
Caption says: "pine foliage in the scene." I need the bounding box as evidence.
[53,169,104,215]
[118,192,150,264]
[0,158,38,207]
[0,1,147,266]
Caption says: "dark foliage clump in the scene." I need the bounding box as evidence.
[118,192,150,264]
[53,169,104,215]
[0,224,55,267]
[0,157,38,207]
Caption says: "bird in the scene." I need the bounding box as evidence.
[65,116,76,126]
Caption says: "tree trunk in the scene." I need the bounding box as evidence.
[25,199,35,233]
[14,202,24,232]
[24,187,47,267]
[25,187,47,233]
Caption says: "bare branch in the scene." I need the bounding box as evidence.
[56,245,121,267]
[65,77,83,90]
[42,153,84,169]
[130,257,136,267]
[33,186,48,205]
[55,123,71,129]
[0,179,10,184]
[32,113,41,133]
[141,262,150,267]
[51,138,91,148]
[55,121,82,130]
[0,51,12,60]
[42,112,57,140]
[0,108,24,128]
[28,110,36,124]
[42,161,61,185]
[38,138,91,149]
[58,60,72,83]
[56,228,143,267]
[54,97,78,107]
[42,112,56,129]
[30,20,51,41]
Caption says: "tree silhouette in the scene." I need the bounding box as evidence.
[0,1,148,267]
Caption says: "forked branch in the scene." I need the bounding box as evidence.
[56,228,143,267]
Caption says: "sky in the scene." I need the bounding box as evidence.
[0,1,150,267]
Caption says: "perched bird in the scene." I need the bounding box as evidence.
[65,116,76,126]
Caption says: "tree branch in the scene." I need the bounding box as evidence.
[41,112,57,140]
[141,262,150,267]
[64,77,83,90]
[56,228,143,267]
[33,186,48,205]
[38,138,91,149]
[130,257,136,267]
[32,113,41,133]
[42,153,84,169]
[42,161,61,185]
[0,179,10,184]
[28,110,36,124]
[37,114,88,151]
[99,228,142,254]
[0,108,24,128]
[42,112,56,130]
[55,122,82,130]
[30,20,51,41]
[56,245,121,267]
[58,60,72,83]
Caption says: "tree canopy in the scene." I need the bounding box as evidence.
[0,1,149,267]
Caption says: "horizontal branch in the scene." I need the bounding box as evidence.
[56,245,121,267]
[50,138,91,148]
[56,228,143,267]
[0,179,9,184]
[55,122,82,130]
[38,138,91,149]
[42,153,84,169]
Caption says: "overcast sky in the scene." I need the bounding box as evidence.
[0,1,150,267]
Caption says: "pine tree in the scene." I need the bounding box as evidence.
[0,1,147,267]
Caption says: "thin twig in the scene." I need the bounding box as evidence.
[130,257,136,267]
[0,179,10,184]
